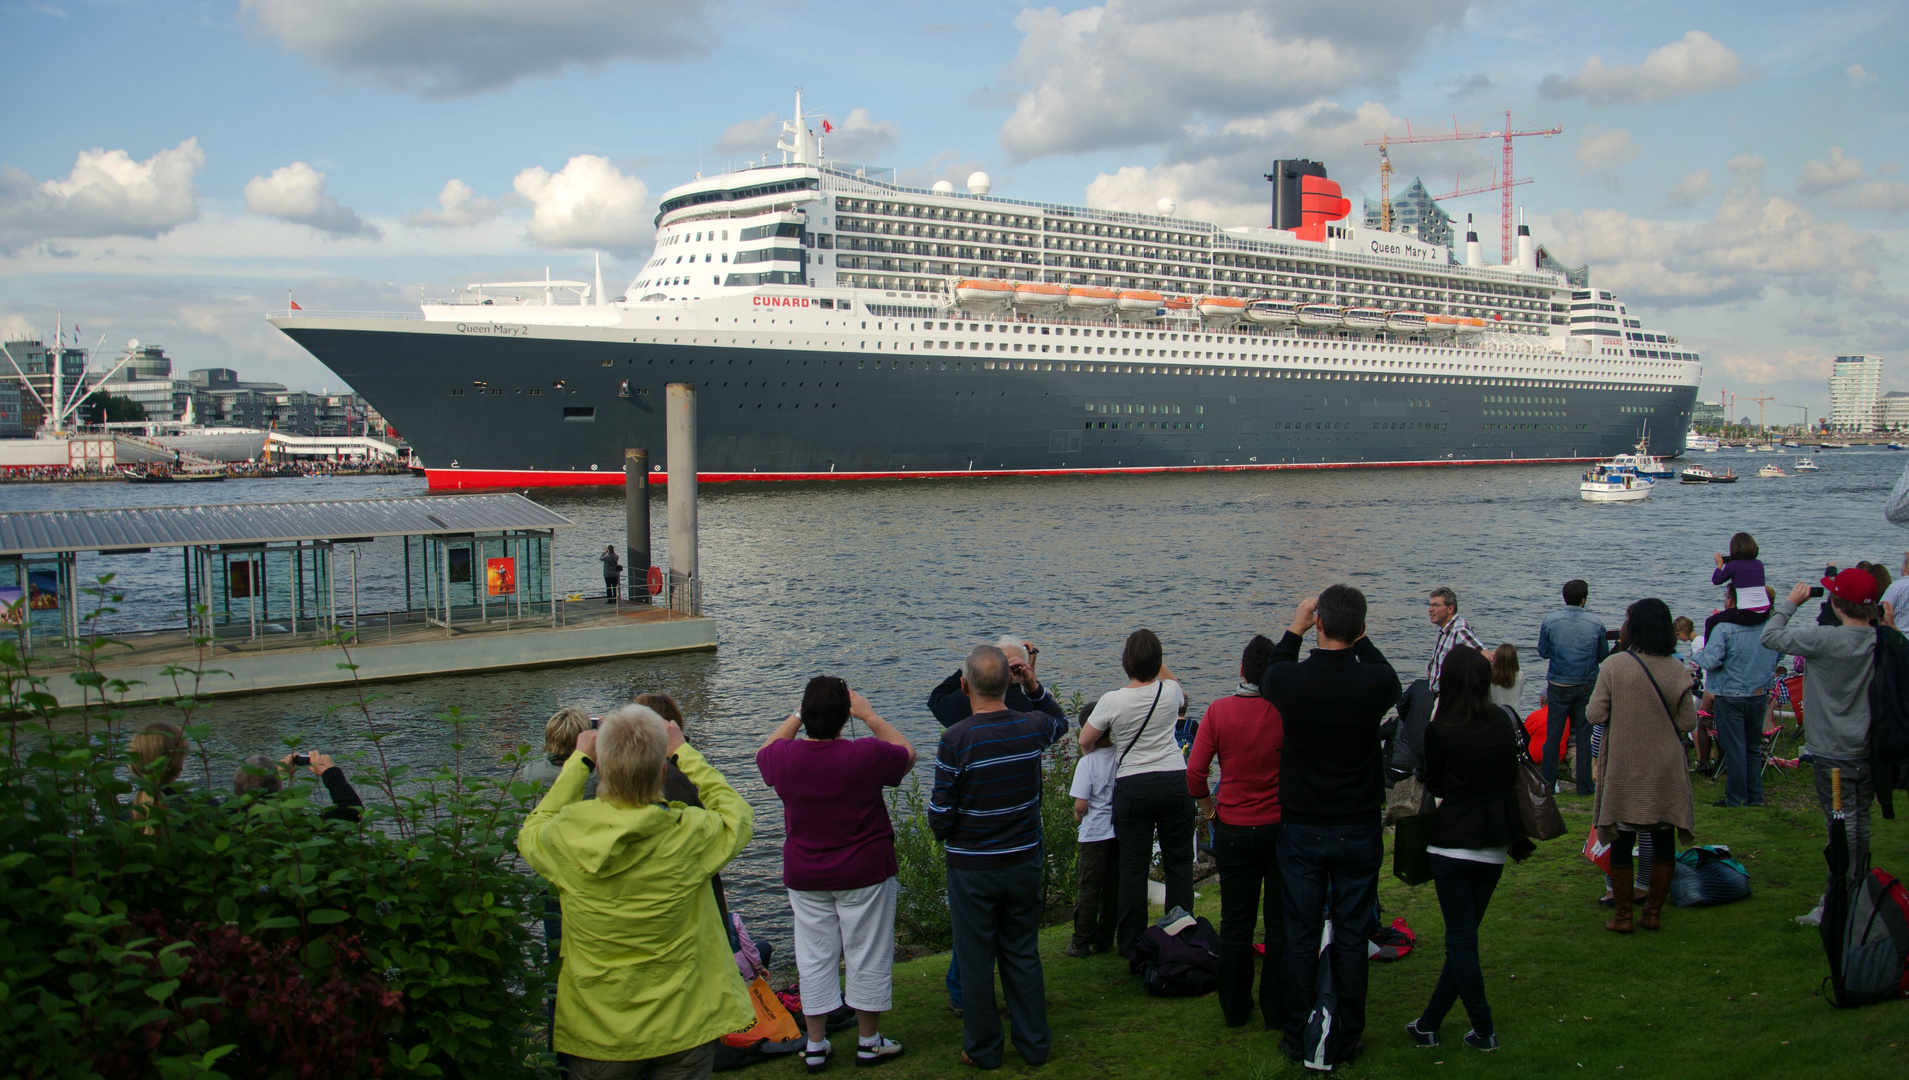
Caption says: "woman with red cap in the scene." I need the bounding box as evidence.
[1760,567,1885,926]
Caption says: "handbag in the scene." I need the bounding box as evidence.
[1502,705,1566,840]
[1391,784,1435,886]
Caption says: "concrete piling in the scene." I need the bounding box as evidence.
[625,448,650,603]
[666,383,698,615]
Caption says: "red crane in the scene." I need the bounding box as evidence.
[1366,112,1562,262]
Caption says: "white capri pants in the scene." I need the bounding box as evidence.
[787,876,899,1015]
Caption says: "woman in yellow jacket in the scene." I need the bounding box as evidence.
[518,703,755,1080]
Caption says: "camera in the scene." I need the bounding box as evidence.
[1605,629,1623,642]
[1810,586,1826,598]
[290,754,311,767]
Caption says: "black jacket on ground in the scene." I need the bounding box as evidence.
[1259,632,1401,827]
[1423,711,1532,858]
[928,670,1067,729]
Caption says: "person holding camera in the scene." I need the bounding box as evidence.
[518,704,754,1080]
[757,677,916,1071]
[231,752,364,823]
[527,706,598,797]
[1761,569,1883,926]
[928,636,1063,728]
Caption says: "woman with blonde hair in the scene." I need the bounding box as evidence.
[527,706,597,797]
[129,721,187,823]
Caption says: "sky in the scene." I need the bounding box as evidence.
[1,0,1903,420]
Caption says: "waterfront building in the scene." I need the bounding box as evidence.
[1361,177,1455,249]
[1692,400,1725,427]
[1830,354,1884,432]
[0,383,20,436]
[1,338,88,429]
[1878,390,1909,432]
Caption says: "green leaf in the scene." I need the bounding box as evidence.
[305,908,350,925]
[145,978,181,1002]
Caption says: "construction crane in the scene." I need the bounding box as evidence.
[1735,392,1776,432]
[1365,112,1562,262]
[1434,170,1531,202]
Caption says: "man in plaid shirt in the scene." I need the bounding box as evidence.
[1425,587,1484,692]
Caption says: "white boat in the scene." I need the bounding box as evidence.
[954,278,1012,305]
[1890,442,1909,451]
[1064,286,1117,311]
[1297,303,1344,328]
[1384,310,1429,332]
[1794,457,1820,472]
[1758,464,1786,477]
[1011,282,1066,308]
[1115,289,1164,314]
[1821,441,1850,449]
[1582,465,1653,502]
[1603,431,1674,479]
[1754,443,1778,452]
[1686,430,1722,452]
[1342,307,1387,331]
[1244,299,1298,325]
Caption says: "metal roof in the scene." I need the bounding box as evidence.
[0,494,573,556]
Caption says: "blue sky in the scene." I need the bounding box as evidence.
[1,0,1903,420]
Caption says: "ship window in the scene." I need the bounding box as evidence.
[562,407,596,422]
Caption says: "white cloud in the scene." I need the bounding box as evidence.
[1794,148,1909,212]
[511,155,652,252]
[822,108,901,163]
[1846,63,1875,86]
[714,113,779,156]
[997,0,1472,158]
[1545,183,1883,308]
[244,162,380,239]
[241,0,715,97]
[1539,30,1752,105]
[1667,170,1713,207]
[0,138,203,248]
[1,313,37,340]
[1575,127,1639,176]
[408,179,501,229]
[1846,181,1909,212]
[1798,146,1866,193]
[1727,154,1765,187]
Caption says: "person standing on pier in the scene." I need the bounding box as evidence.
[601,545,623,605]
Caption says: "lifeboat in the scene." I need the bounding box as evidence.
[1064,286,1117,311]
[1011,281,1066,307]
[1117,290,1165,314]
[1196,296,1248,321]
[1296,304,1344,328]
[1450,316,1487,334]
[1245,299,1298,326]
[1163,295,1194,311]
[1385,311,1429,333]
[1342,308,1387,330]
[954,278,1012,305]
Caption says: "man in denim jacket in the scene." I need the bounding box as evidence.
[1697,595,1780,808]
[1536,579,1608,795]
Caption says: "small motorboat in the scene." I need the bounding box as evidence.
[126,469,226,484]
[1709,469,1739,484]
[1680,466,1713,484]
[1758,464,1786,478]
[1581,465,1653,502]
[1890,442,1908,451]
[1821,440,1850,449]
[1244,299,1298,326]
[1794,457,1820,472]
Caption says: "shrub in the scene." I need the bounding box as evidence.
[0,576,554,1079]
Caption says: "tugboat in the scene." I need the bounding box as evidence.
[1680,465,1714,483]
[1581,464,1653,502]
[1603,428,1675,479]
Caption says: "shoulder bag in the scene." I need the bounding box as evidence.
[1502,704,1566,840]
[1391,782,1435,886]
[1117,684,1166,766]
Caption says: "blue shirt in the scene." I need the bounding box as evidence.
[1697,620,1780,697]
[929,707,1069,869]
[1536,606,1609,685]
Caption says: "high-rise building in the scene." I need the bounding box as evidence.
[1879,391,1909,432]
[1829,354,1884,432]
[1692,401,1725,427]
[1361,177,1454,249]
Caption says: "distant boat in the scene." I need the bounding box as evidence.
[1680,466,1714,483]
[1686,430,1722,453]
[1758,464,1787,478]
[1582,465,1653,502]
[1710,469,1739,484]
[126,470,226,485]
[1795,457,1820,472]
[1821,441,1850,449]
[1890,442,1909,451]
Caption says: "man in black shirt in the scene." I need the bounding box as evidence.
[928,637,1064,727]
[1259,585,1400,1070]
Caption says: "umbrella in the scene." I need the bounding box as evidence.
[1820,767,1851,1001]
[1300,913,1338,1070]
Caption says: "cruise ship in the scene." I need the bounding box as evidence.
[271,93,1701,490]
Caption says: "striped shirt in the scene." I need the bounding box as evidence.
[929,707,1069,869]
[1428,615,1485,692]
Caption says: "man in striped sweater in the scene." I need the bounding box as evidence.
[929,643,1069,1069]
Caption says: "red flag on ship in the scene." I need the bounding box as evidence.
[822,120,833,133]
[289,300,302,310]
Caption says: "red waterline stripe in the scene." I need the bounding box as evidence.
[425,456,1606,491]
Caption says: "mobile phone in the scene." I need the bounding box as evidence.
[1810,586,1826,598]
[1605,629,1622,641]
[291,754,311,767]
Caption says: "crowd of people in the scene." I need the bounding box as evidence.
[113,527,1891,1078]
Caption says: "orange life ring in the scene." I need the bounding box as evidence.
[648,564,664,596]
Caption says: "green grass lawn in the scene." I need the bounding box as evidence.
[861,766,1907,1079]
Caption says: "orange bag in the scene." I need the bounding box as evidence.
[722,975,801,1047]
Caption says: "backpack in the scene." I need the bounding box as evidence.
[1670,845,1753,907]
[1869,626,1909,820]
[1827,868,1909,1008]
[1126,915,1220,997]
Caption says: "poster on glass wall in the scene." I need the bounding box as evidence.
[449,548,473,584]
[487,558,516,596]
[28,570,60,610]
[0,586,23,625]
[228,561,256,600]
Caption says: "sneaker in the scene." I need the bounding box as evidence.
[1063,942,1091,958]
[1796,902,1824,927]
[1712,798,1734,807]
[857,1036,904,1068]
[805,1041,833,1074]
[1405,1019,1439,1047]
[1464,1031,1500,1052]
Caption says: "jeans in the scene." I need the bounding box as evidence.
[566,1039,716,1080]
[1544,681,1595,794]
[1712,693,1767,807]
[1278,822,1383,1060]
[1419,854,1502,1038]
[948,859,1050,1068]
[1812,758,1874,898]
[1211,820,1285,1029]
[1070,839,1119,951]
[604,578,620,603]
[1112,769,1196,953]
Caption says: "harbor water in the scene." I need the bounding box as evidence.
[5,452,1904,936]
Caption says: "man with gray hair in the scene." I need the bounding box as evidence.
[1426,587,1484,694]
[232,752,363,823]
[929,644,1068,1069]
[928,636,1062,728]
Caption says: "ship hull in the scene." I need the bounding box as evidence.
[279,323,1698,490]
